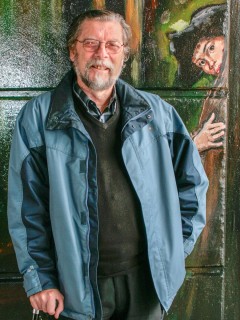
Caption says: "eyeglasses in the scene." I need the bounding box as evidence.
[76,39,124,54]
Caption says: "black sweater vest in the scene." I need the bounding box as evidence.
[75,101,147,276]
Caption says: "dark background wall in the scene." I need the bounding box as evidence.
[0,0,239,319]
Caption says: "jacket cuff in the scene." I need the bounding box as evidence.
[24,265,59,297]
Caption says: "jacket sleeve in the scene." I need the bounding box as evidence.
[168,107,209,258]
[7,103,59,297]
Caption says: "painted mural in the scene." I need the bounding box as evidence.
[169,4,227,152]
[160,2,228,271]
[0,0,228,319]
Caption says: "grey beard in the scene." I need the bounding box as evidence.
[73,59,122,91]
[80,70,117,91]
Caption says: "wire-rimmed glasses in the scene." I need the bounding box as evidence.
[76,39,124,54]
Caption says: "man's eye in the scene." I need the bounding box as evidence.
[85,40,98,46]
[107,41,120,48]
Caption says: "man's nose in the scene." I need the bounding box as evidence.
[95,42,109,58]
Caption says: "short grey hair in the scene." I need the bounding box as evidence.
[66,9,132,61]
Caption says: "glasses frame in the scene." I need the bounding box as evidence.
[76,39,125,54]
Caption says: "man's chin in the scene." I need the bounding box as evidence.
[89,82,114,91]
[83,76,116,91]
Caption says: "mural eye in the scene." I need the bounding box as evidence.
[209,44,215,52]
[199,60,206,67]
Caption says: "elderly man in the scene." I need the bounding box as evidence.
[8,9,208,320]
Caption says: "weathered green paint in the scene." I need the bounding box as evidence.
[167,268,224,320]
[0,0,237,319]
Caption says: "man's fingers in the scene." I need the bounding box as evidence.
[29,296,40,311]
[54,296,64,319]
[46,295,58,315]
[29,289,64,318]
[30,294,44,311]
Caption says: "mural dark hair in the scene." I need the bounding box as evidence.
[168,4,227,86]
[66,9,132,61]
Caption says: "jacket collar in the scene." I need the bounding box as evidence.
[46,70,153,139]
[115,79,153,140]
[46,70,80,130]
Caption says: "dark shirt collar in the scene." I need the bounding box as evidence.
[73,79,117,122]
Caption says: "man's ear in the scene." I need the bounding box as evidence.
[69,46,76,62]
[123,52,130,63]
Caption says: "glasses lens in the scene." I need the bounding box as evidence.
[83,39,99,51]
[105,41,122,53]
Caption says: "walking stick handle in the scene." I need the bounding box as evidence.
[32,308,40,320]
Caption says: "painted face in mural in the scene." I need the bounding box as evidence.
[69,20,125,91]
[192,36,225,76]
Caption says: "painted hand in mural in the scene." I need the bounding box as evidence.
[193,113,225,153]
[29,289,64,319]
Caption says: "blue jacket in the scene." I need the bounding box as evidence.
[8,71,208,319]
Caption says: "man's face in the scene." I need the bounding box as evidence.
[192,36,225,76]
[69,19,125,91]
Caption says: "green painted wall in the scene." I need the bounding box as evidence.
[0,1,239,319]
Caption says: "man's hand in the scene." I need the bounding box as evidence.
[194,113,226,153]
[29,289,64,319]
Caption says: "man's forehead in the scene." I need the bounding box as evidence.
[78,19,123,36]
